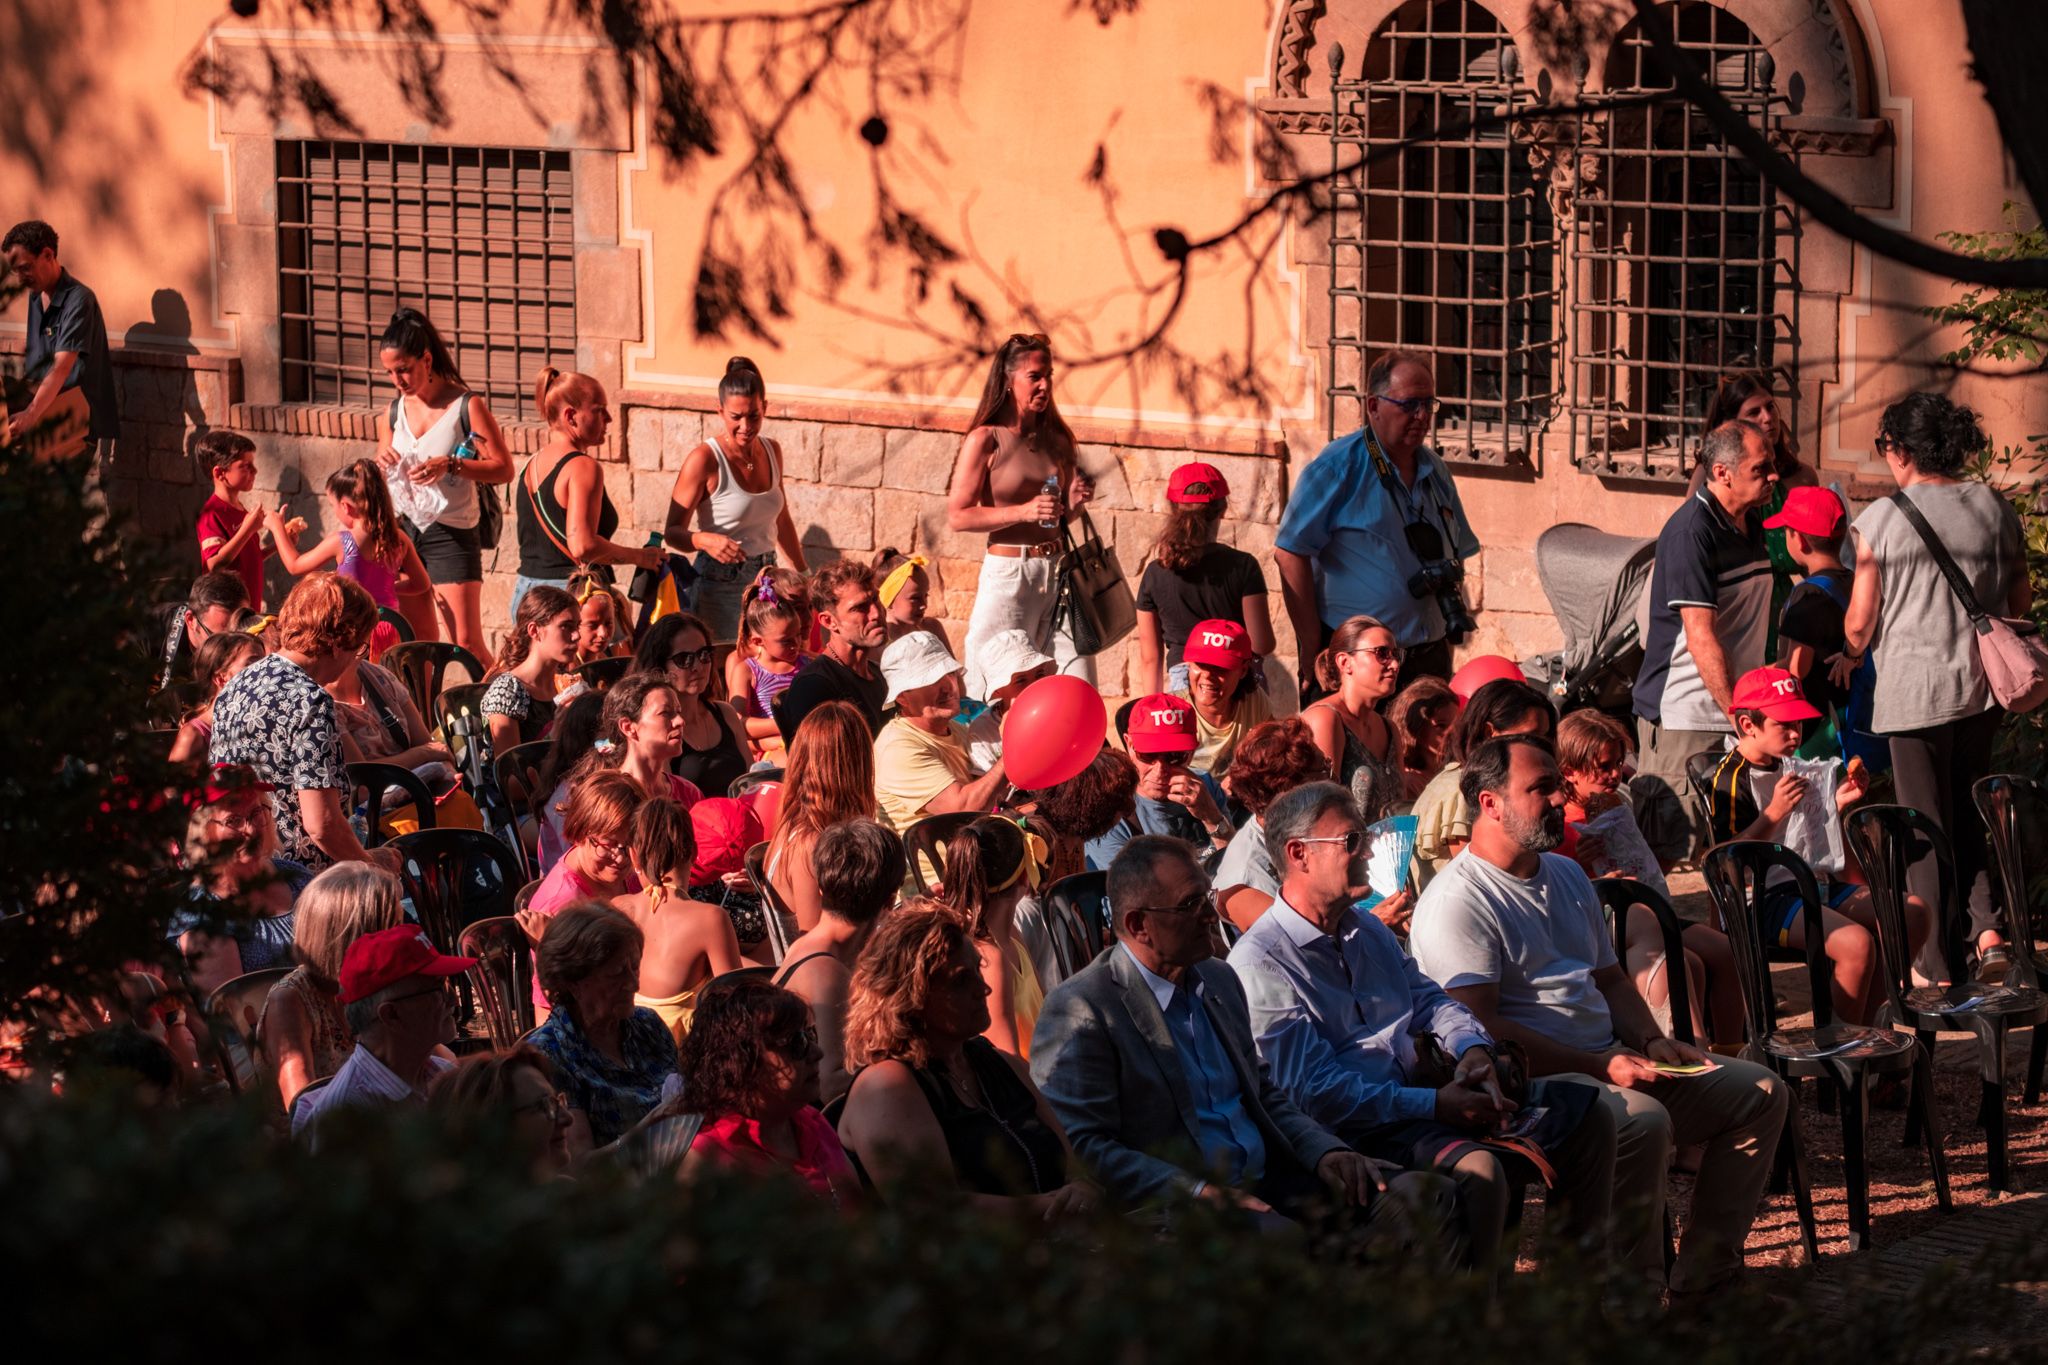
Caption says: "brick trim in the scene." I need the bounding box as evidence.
[614,387,1289,459]
[228,402,559,454]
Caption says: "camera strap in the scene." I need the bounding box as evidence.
[1362,424,1459,559]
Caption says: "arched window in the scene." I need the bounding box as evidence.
[1325,0,1557,464]
[1567,1,1792,478]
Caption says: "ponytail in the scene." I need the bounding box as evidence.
[379,307,466,388]
[326,458,404,572]
[535,366,606,430]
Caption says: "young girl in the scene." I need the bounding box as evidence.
[1389,677,1458,803]
[611,796,745,1042]
[482,585,579,752]
[569,573,633,668]
[1133,462,1274,696]
[1555,709,1741,1046]
[873,548,950,650]
[169,632,265,765]
[267,459,432,662]
[723,569,809,763]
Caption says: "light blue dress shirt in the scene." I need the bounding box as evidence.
[1227,895,1492,1134]
[1273,433,1480,646]
[1119,945,1266,1185]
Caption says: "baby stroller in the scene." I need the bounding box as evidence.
[1528,523,1656,713]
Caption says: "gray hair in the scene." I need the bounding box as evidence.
[1366,349,1433,397]
[1106,835,1204,938]
[1262,781,1362,872]
[342,978,409,1038]
[1702,419,1763,472]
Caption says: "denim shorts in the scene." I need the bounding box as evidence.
[1759,879,1858,946]
[687,550,775,643]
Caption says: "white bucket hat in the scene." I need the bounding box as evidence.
[972,628,1055,700]
[881,631,965,707]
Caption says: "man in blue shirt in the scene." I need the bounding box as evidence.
[1231,780,1620,1279]
[1276,350,1479,694]
[4,220,118,464]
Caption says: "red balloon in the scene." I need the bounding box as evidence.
[1000,675,1108,789]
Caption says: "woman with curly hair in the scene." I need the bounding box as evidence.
[837,902,1098,1215]
[1214,717,1336,934]
[678,975,860,1205]
[764,700,877,932]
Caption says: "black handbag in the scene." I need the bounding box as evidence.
[1053,509,1136,655]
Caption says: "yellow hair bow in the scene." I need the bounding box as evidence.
[991,822,1051,894]
[877,555,929,609]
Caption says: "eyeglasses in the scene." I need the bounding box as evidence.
[1348,644,1404,668]
[512,1090,570,1121]
[1375,395,1443,417]
[1875,433,1906,457]
[384,981,453,1007]
[1133,889,1216,919]
[668,645,715,669]
[1293,830,1366,855]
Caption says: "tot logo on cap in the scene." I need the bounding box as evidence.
[1126,693,1198,754]
[1182,619,1253,669]
[1731,666,1823,722]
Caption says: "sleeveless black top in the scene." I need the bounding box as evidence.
[672,708,750,798]
[908,1037,1067,1196]
[519,451,618,580]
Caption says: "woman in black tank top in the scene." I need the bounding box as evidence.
[516,368,663,605]
[643,612,754,797]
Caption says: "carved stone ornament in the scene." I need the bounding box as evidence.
[1513,112,1605,219]
[1274,0,1328,97]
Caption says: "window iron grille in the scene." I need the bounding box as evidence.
[1324,0,1561,467]
[1565,1,1798,481]
[276,141,576,410]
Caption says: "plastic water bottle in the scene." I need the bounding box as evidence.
[1039,474,1061,529]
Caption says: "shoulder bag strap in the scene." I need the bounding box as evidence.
[1888,490,1988,624]
[522,452,587,565]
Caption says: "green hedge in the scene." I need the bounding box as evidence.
[1,1086,2032,1362]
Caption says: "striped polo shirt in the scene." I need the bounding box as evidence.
[1633,491,1772,731]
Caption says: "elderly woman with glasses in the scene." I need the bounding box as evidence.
[429,1045,575,1180]
[527,901,679,1150]
[678,976,861,1205]
[173,765,311,997]
[633,612,753,800]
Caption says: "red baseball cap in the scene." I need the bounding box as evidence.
[339,925,477,1005]
[1732,667,1823,722]
[1125,693,1199,755]
[1166,462,1231,505]
[1761,486,1845,539]
[690,796,765,882]
[1449,654,1526,705]
[188,762,276,808]
[1183,619,1254,669]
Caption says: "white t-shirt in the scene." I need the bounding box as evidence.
[1410,850,1619,1054]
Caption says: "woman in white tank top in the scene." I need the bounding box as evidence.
[373,308,513,669]
[663,357,809,643]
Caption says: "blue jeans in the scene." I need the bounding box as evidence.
[509,573,571,619]
[687,550,775,643]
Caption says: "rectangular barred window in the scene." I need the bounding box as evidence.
[276,141,576,409]
[1325,0,1560,465]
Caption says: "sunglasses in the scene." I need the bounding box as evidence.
[1134,889,1216,919]
[668,645,715,669]
[1293,830,1366,855]
[1138,748,1196,768]
[1348,644,1404,668]
[1376,395,1443,417]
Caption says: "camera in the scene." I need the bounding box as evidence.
[1402,523,1477,644]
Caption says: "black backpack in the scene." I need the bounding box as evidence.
[387,393,502,550]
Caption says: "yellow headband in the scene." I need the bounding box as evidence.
[877,556,929,609]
